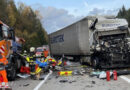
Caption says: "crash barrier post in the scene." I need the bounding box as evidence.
[113,70,117,80]
[106,71,110,81]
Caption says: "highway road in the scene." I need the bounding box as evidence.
[9,62,130,90]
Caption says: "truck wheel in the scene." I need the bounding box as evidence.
[8,66,16,81]
[92,57,99,68]
[16,59,22,69]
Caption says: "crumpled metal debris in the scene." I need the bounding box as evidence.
[17,74,30,79]
[23,84,30,87]
[92,81,96,84]
[59,80,76,83]
[99,71,112,79]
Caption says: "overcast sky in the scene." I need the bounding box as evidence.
[14,0,130,33]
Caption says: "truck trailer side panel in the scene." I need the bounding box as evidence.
[78,18,90,55]
[49,23,80,56]
[49,18,91,56]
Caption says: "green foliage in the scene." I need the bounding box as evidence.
[117,5,130,27]
[0,0,48,51]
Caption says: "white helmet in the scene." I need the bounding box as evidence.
[30,47,35,52]
[24,50,27,53]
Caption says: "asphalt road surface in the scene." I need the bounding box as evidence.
[9,62,130,90]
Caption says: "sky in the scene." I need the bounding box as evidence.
[14,0,130,33]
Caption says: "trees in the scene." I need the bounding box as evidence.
[0,0,48,51]
[117,6,130,27]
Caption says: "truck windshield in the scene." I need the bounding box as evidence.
[2,25,9,38]
[37,49,43,52]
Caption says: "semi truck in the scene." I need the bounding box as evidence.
[0,21,25,80]
[49,16,130,68]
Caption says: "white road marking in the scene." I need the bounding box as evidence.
[120,76,130,83]
[34,70,53,90]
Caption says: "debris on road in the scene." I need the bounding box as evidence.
[59,80,68,83]
[17,74,30,79]
[92,81,96,84]
[59,79,77,84]
[99,71,112,79]
[69,80,76,83]
[90,71,101,77]
[58,71,72,76]
[23,84,30,87]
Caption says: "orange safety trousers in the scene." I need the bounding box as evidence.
[0,70,8,83]
[0,54,8,83]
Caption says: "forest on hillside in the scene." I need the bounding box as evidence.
[117,6,130,27]
[0,0,48,51]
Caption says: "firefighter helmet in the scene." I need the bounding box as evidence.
[30,47,35,52]
[24,50,27,53]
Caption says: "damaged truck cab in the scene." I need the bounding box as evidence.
[89,16,130,68]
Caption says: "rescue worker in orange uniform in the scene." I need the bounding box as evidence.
[0,53,8,87]
[43,49,49,58]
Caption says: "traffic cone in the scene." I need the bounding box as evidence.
[113,70,117,80]
[106,71,110,81]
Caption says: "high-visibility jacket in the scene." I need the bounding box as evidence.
[43,50,49,58]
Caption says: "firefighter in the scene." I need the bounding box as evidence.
[0,53,8,87]
[26,47,37,79]
[43,49,49,58]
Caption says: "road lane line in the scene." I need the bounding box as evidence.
[34,70,53,90]
[120,76,130,83]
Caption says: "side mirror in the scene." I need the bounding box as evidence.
[9,28,15,41]
[89,18,98,30]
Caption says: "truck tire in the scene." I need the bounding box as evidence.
[92,57,99,69]
[15,59,22,70]
[8,66,16,81]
